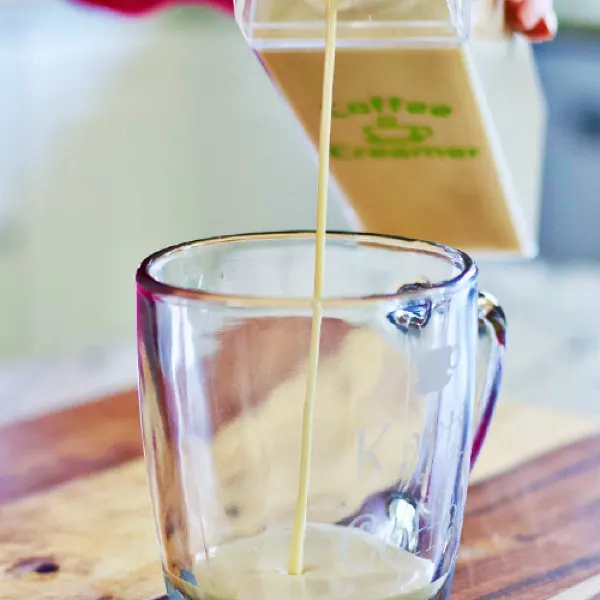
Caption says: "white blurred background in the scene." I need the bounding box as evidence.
[0,0,599,424]
[0,1,355,361]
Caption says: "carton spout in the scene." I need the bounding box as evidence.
[235,0,474,50]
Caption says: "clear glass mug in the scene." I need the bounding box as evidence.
[136,231,506,600]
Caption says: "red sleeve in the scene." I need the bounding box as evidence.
[73,0,233,16]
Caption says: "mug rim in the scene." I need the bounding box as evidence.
[136,230,478,308]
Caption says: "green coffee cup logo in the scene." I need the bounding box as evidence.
[364,116,434,144]
[330,96,481,160]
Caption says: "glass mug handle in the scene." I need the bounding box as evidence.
[470,291,507,470]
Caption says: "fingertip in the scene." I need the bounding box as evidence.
[525,11,558,42]
[544,10,558,37]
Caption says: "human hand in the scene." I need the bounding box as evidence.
[75,0,557,42]
[506,0,557,42]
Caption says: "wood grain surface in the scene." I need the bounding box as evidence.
[1,389,600,600]
[0,390,142,505]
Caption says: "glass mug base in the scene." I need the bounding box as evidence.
[163,566,455,600]
[162,490,454,600]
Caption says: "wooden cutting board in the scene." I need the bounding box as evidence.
[1,389,600,600]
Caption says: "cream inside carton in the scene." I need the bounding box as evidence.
[234,0,546,256]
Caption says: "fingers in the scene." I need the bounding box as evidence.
[74,0,234,16]
[508,0,552,31]
[506,0,558,42]
[522,10,558,42]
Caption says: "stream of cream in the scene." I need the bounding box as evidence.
[170,3,443,598]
